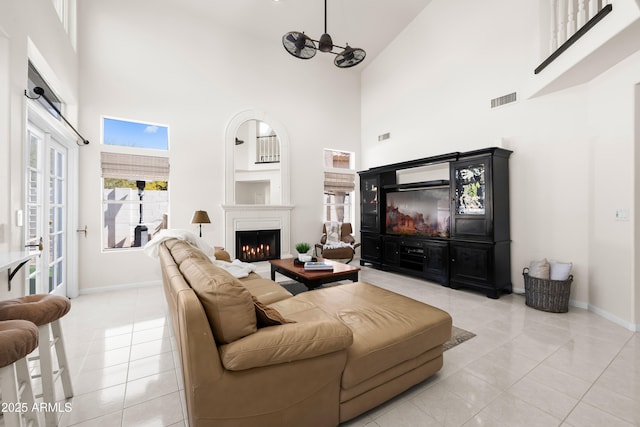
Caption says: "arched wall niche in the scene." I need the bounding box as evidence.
[224,109,291,206]
[222,109,294,260]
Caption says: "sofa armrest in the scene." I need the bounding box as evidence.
[214,249,232,262]
[219,320,353,371]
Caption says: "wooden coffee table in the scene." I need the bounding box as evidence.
[269,257,360,290]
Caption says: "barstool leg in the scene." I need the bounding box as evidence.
[50,319,73,398]
[15,357,43,427]
[37,324,57,427]
[0,364,22,427]
[33,321,72,426]
[0,360,42,427]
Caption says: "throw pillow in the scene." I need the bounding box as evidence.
[528,258,550,279]
[550,260,572,281]
[325,221,341,244]
[214,249,232,262]
[252,296,295,327]
[179,258,257,344]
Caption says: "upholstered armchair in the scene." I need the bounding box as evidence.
[315,222,360,264]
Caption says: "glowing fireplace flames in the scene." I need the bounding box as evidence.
[240,244,271,261]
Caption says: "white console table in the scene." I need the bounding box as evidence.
[1,251,40,291]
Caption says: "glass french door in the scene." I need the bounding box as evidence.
[25,121,68,296]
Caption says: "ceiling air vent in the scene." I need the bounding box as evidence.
[378,132,391,142]
[491,92,517,109]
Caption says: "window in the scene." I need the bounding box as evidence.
[101,118,169,250]
[51,0,77,48]
[28,61,63,120]
[323,149,355,224]
[103,117,169,150]
[52,0,66,27]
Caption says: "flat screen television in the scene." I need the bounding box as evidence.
[385,186,450,237]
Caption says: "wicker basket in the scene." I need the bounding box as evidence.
[523,267,573,313]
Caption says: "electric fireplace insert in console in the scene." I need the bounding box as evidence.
[385,183,450,238]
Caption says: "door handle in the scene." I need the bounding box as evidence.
[25,237,43,251]
[76,225,87,237]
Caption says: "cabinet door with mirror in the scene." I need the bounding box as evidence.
[454,162,485,215]
[450,157,493,240]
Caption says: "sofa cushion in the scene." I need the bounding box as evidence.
[219,320,352,371]
[243,278,293,304]
[279,282,452,390]
[166,239,210,266]
[179,257,257,344]
[252,296,295,327]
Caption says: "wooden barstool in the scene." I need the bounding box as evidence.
[0,319,42,427]
[0,295,73,427]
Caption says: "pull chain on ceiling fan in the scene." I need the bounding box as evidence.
[282,0,366,68]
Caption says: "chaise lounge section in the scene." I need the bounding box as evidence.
[159,238,452,427]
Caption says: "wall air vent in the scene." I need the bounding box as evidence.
[491,92,517,109]
[378,132,391,142]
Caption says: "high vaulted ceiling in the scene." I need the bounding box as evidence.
[178,0,432,67]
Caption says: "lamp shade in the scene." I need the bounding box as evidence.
[191,210,211,224]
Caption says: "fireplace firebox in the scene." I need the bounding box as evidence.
[236,229,281,262]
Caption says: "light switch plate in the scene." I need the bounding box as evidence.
[616,208,629,221]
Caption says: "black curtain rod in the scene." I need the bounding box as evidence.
[24,86,89,145]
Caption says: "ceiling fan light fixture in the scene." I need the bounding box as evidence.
[318,33,333,52]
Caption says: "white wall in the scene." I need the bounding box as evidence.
[361,0,639,328]
[0,0,78,299]
[76,0,361,290]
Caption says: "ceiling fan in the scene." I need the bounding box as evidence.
[282,0,366,68]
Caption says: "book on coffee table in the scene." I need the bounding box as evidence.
[304,261,334,271]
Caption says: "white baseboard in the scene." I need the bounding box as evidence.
[514,286,638,332]
[79,280,162,295]
[586,303,640,332]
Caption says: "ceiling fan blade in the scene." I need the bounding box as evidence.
[335,47,353,66]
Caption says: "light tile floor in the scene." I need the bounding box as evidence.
[23,265,640,426]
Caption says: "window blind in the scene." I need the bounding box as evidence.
[100,152,169,181]
[324,172,355,193]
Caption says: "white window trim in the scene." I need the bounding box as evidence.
[322,149,356,225]
[100,117,170,252]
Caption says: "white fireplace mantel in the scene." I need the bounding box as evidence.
[221,204,294,259]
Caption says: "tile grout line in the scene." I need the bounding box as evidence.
[558,332,638,426]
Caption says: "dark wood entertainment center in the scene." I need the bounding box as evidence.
[359,147,512,298]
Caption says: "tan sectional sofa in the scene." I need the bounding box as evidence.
[159,238,452,427]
